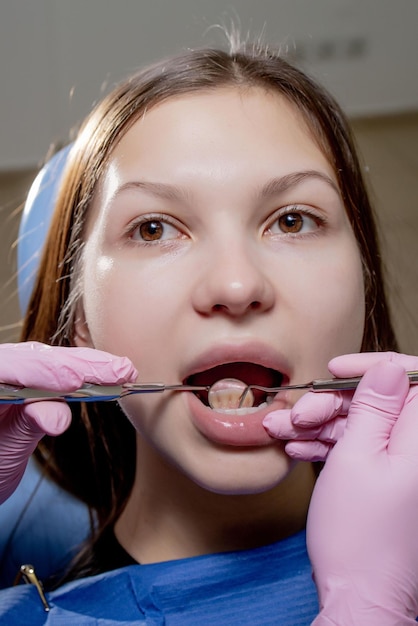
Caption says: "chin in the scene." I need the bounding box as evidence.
[182,446,296,496]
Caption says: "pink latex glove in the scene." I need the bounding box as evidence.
[307,358,418,624]
[263,351,418,462]
[0,341,137,504]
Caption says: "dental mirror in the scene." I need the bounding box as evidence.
[208,378,255,410]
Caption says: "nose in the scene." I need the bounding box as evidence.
[192,242,275,317]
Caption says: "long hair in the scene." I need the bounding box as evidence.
[21,40,398,577]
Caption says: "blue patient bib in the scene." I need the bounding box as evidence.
[0,530,318,625]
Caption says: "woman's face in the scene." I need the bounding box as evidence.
[76,87,365,494]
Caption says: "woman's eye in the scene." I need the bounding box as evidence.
[266,208,320,236]
[130,218,183,243]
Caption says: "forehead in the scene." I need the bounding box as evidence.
[101,87,335,195]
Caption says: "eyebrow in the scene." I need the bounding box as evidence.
[114,180,191,202]
[114,170,339,203]
[260,170,339,198]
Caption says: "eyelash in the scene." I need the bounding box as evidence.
[263,205,327,237]
[125,213,186,246]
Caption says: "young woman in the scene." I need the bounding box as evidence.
[1,38,418,624]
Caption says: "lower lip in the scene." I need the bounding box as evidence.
[186,392,289,447]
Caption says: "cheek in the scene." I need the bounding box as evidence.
[81,253,181,357]
[294,242,365,355]
[84,256,160,351]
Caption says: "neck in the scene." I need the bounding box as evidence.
[115,437,316,565]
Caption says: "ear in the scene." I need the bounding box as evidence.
[73,303,94,348]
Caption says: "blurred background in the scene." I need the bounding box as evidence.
[0,0,417,351]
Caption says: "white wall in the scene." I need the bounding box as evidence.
[1,0,417,169]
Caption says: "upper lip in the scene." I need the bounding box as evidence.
[180,341,292,385]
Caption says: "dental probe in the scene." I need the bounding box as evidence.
[237,370,418,408]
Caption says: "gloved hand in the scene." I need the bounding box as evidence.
[263,351,418,462]
[263,388,349,461]
[0,341,137,503]
[307,358,418,624]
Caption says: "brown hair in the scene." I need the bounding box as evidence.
[21,40,398,576]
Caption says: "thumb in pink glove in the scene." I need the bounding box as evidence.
[308,359,418,625]
[0,341,137,503]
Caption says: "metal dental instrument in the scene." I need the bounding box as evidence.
[1,371,418,410]
[0,382,210,405]
[238,370,418,408]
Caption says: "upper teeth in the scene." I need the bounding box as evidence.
[208,378,254,410]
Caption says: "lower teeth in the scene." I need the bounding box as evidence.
[215,401,269,415]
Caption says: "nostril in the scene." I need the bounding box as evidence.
[212,301,262,314]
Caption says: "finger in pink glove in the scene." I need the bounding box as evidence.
[328,350,418,379]
[263,391,350,462]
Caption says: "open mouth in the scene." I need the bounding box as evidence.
[184,362,284,410]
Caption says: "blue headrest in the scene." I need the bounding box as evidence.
[17,145,71,314]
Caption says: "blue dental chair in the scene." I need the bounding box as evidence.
[0,145,91,588]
